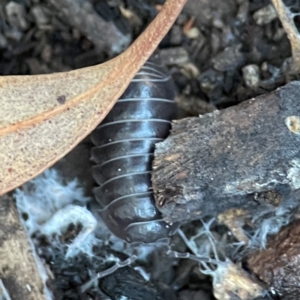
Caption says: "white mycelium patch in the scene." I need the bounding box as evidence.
[14,169,98,258]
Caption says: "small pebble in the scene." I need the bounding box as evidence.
[159,47,189,66]
[242,64,260,89]
[212,44,245,72]
[31,5,50,26]
[253,4,277,25]
[6,2,28,30]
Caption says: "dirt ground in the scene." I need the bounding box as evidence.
[0,0,298,299]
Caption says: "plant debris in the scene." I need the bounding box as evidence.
[2,0,300,299]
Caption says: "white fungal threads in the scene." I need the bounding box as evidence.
[249,203,294,249]
[170,219,265,300]
[14,169,98,258]
[40,204,98,258]
[80,255,137,292]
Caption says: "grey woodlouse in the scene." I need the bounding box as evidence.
[90,60,177,243]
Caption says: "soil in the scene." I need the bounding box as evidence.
[0,0,297,299]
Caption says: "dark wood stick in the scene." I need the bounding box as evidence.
[0,194,50,300]
[152,81,300,224]
[49,0,132,55]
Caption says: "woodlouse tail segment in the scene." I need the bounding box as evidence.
[90,60,177,243]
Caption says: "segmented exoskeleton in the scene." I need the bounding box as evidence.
[90,60,176,243]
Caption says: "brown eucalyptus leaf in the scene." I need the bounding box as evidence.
[0,0,187,196]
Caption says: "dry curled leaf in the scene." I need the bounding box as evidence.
[0,0,187,196]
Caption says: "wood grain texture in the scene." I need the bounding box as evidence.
[0,0,187,195]
[0,194,51,300]
[152,81,300,224]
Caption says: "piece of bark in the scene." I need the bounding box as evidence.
[49,0,132,55]
[152,81,300,224]
[247,219,300,299]
[0,194,51,300]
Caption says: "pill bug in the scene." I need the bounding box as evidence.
[90,60,177,243]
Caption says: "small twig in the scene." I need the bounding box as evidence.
[271,0,300,72]
[49,0,132,56]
